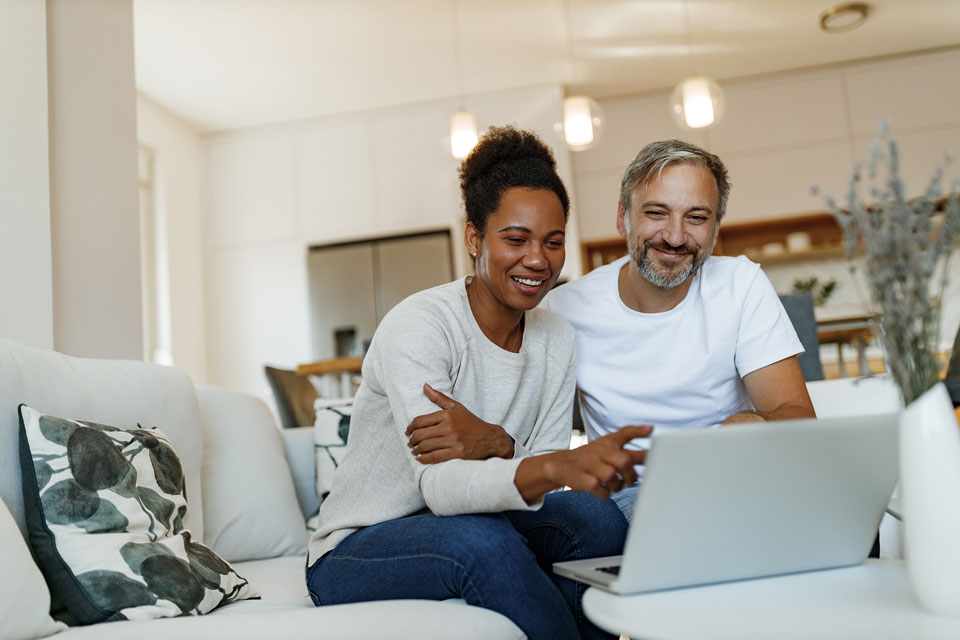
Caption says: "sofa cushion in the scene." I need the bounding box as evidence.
[196,386,308,562]
[0,496,65,640]
[313,399,352,505]
[19,405,257,624]
[0,339,205,542]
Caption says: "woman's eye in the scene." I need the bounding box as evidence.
[505,237,525,245]
[547,240,564,249]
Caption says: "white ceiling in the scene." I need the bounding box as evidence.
[133,0,960,133]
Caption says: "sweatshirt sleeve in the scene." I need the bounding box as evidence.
[367,301,538,516]
[513,346,575,459]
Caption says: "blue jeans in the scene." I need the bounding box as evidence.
[611,483,640,522]
[306,491,627,640]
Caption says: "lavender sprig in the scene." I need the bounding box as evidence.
[814,125,960,405]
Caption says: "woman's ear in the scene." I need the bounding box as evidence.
[464,222,481,259]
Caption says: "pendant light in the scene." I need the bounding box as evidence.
[450,110,478,160]
[669,0,724,130]
[560,0,604,151]
[448,0,477,160]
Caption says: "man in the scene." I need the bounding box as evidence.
[542,139,815,518]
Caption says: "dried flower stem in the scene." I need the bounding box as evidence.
[814,124,960,405]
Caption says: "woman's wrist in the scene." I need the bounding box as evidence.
[514,452,564,503]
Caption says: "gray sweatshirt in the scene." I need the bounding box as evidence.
[307,277,576,564]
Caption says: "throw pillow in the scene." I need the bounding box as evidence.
[313,399,352,506]
[196,385,308,562]
[0,497,66,640]
[18,404,257,624]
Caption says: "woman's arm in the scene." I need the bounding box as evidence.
[513,426,651,503]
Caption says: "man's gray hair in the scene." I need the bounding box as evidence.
[618,139,731,221]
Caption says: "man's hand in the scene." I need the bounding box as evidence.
[515,425,652,502]
[405,383,515,464]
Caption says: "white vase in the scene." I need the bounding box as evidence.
[900,382,960,614]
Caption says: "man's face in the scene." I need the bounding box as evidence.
[617,162,720,290]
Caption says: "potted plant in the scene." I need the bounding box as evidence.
[816,124,960,614]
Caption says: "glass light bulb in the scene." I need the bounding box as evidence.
[561,95,604,151]
[450,111,478,160]
[681,77,715,128]
[564,96,594,147]
[669,75,725,130]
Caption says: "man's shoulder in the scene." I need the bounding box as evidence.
[543,257,625,313]
[702,254,761,281]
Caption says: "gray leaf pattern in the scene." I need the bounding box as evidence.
[21,405,256,622]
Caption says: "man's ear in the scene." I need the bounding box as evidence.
[616,205,628,240]
[464,222,481,258]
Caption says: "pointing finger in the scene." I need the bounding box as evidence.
[610,425,653,446]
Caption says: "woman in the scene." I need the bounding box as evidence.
[306,126,648,640]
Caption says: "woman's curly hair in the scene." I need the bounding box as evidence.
[458,126,570,233]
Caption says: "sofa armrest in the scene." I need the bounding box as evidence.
[282,427,321,519]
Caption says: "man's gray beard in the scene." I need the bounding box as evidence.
[629,239,707,290]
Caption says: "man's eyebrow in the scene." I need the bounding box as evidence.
[640,200,714,214]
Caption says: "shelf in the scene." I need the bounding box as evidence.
[580,211,846,273]
[746,244,846,265]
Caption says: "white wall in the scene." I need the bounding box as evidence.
[47,0,143,360]
[0,0,53,350]
[137,95,208,383]
[1,0,143,359]
[202,84,578,398]
[573,49,960,352]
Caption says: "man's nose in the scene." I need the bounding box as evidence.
[661,216,685,246]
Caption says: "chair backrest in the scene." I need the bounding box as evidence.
[778,293,824,382]
[264,366,319,428]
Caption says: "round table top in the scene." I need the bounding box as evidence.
[583,560,960,640]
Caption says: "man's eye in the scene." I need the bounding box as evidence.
[689,215,708,223]
[645,210,666,217]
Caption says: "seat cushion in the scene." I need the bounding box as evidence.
[47,555,524,639]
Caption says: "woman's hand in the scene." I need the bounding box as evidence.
[515,425,653,503]
[405,383,515,464]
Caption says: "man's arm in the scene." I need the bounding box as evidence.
[723,356,816,424]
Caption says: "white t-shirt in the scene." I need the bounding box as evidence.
[542,255,802,454]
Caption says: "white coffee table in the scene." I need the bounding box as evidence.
[583,560,960,640]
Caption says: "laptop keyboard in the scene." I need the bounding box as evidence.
[598,565,621,575]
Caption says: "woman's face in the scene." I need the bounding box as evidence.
[466,187,566,313]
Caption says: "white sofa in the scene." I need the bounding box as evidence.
[0,339,524,640]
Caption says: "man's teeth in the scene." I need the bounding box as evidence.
[513,276,544,287]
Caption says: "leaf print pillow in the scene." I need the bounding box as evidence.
[17,404,257,624]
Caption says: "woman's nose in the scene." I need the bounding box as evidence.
[524,244,547,268]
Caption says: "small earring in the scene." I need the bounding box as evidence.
[471,252,477,258]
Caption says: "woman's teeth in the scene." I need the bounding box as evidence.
[513,276,544,287]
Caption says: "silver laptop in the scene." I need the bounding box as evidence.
[553,413,899,594]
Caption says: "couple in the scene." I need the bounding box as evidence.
[305,127,815,640]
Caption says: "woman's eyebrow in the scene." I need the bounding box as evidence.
[497,225,531,233]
